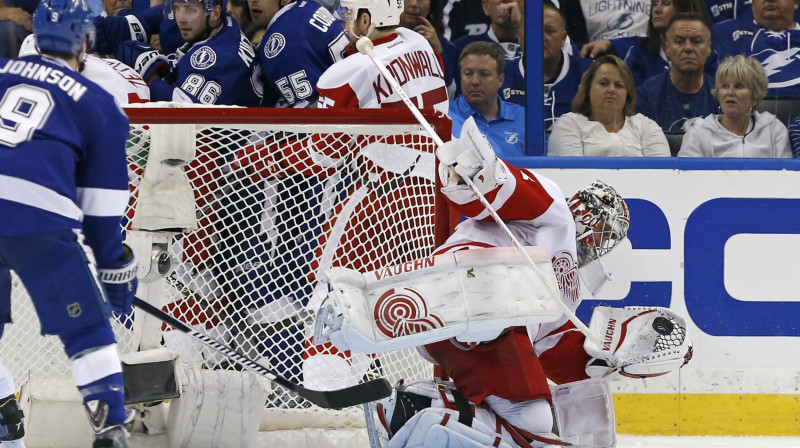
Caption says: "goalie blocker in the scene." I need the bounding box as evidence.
[314,246,564,353]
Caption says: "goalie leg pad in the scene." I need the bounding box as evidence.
[318,246,562,354]
[387,408,516,448]
[167,367,267,448]
[551,379,616,448]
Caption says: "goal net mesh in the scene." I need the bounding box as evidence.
[4,104,451,428]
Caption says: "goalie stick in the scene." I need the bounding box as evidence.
[133,297,392,409]
[355,37,602,345]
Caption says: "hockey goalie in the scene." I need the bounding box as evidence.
[315,117,693,447]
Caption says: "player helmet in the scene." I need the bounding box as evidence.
[33,0,94,54]
[163,0,219,20]
[339,0,403,27]
[568,180,630,267]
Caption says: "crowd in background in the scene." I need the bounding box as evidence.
[3,0,800,158]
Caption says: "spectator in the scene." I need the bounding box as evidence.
[450,0,521,96]
[714,0,800,97]
[580,0,717,88]
[706,0,753,23]
[450,41,526,157]
[559,0,651,46]
[102,0,131,15]
[548,55,670,157]
[679,55,791,158]
[498,0,526,106]
[442,0,489,42]
[115,0,261,106]
[400,0,457,95]
[636,12,718,131]
[790,115,800,158]
[543,0,592,129]
[227,0,261,44]
[255,0,348,107]
[0,0,34,57]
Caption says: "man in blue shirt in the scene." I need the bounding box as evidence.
[450,41,526,157]
[637,12,718,132]
[714,0,800,97]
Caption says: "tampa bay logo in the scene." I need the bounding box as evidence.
[374,287,444,338]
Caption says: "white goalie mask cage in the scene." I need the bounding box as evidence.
[568,180,630,267]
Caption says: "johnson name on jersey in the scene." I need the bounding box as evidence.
[316,28,449,113]
[258,0,348,107]
[0,54,130,266]
[151,15,261,106]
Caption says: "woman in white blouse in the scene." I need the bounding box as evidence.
[547,55,670,157]
[678,55,791,158]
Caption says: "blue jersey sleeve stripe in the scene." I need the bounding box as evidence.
[77,187,129,217]
[0,174,83,221]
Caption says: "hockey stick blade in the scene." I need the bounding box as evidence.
[133,297,392,409]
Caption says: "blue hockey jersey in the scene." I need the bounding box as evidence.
[636,72,719,131]
[502,55,525,107]
[714,18,800,97]
[624,42,719,87]
[706,0,752,23]
[0,55,130,266]
[150,15,261,106]
[258,0,348,107]
[543,49,592,129]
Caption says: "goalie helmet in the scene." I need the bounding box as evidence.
[568,180,630,267]
[33,0,94,54]
[339,0,403,27]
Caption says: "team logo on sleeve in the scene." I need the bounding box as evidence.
[263,33,286,59]
[551,250,579,305]
[190,46,217,70]
[374,287,444,338]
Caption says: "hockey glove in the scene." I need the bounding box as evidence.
[436,116,508,203]
[91,11,149,56]
[231,143,283,183]
[116,40,170,85]
[98,244,138,316]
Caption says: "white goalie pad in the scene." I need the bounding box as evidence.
[584,306,693,380]
[551,379,616,448]
[131,123,198,231]
[315,246,562,354]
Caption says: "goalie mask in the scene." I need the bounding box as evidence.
[568,181,630,268]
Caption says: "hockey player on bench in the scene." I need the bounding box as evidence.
[315,117,693,447]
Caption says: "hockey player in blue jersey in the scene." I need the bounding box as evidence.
[0,0,136,446]
[114,0,261,105]
[255,0,348,107]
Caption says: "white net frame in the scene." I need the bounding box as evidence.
[4,104,453,431]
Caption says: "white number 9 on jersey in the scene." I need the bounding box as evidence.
[0,85,55,147]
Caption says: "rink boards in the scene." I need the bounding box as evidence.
[511,157,800,436]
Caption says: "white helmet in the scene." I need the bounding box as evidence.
[340,0,403,27]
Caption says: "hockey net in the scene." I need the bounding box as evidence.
[4,104,452,432]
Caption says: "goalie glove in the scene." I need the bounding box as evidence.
[97,244,138,316]
[115,40,170,85]
[584,306,693,381]
[436,116,508,204]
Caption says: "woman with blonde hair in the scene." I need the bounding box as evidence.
[678,55,792,158]
[548,55,670,157]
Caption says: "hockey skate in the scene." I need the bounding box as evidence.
[86,400,133,448]
[0,393,25,445]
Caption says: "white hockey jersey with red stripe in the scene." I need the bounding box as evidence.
[424,163,590,407]
[316,27,449,113]
[82,54,150,106]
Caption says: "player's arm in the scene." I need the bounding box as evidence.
[77,98,137,314]
[436,116,556,221]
